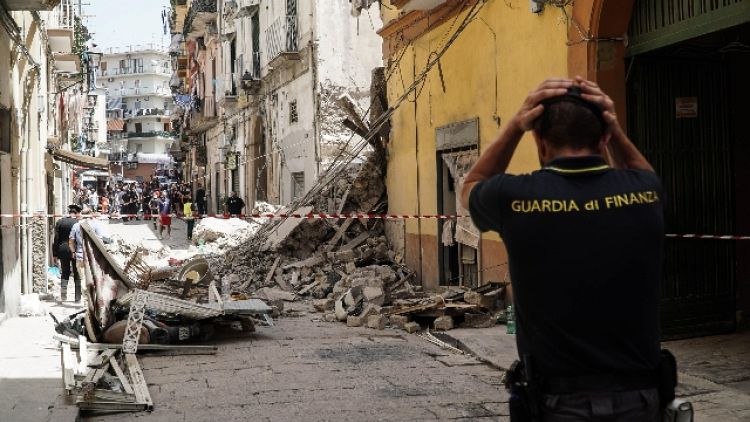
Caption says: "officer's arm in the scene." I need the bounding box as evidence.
[461,78,574,210]
[461,120,525,210]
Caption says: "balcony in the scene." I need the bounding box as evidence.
[119,87,172,98]
[102,44,167,55]
[123,108,172,119]
[265,15,300,67]
[47,28,73,54]
[47,0,74,29]
[4,0,60,11]
[100,66,171,77]
[108,152,138,163]
[125,131,178,139]
[217,73,238,109]
[183,0,218,40]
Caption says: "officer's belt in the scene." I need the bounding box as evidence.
[543,371,658,395]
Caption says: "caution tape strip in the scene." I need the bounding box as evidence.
[2,213,750,240]
[665,234,750,241]
[0,213,468,220]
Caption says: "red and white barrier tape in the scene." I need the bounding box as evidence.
[0,212,468,220]
[665,234,750,241]
[2,213,750,240]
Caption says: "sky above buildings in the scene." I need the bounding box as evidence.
[86,0,171,51]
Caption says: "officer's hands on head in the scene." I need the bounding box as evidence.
[512,78,574,131]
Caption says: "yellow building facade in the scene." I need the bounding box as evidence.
[379,0,573,290]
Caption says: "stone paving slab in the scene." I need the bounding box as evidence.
[83,316,509,421]
[0,300,83,422]
[440,327,750,422]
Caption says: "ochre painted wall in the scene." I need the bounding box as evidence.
[382,1,570,289]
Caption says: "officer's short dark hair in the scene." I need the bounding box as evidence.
[533,101,605,151]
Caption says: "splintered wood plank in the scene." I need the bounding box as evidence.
[80,362,111,401]
[109,356,134,395]
[88,349,117,368]
[125,353,153,410]
[326,218,354,250]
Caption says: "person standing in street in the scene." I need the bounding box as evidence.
[195,184,206,216]
[462,78,666,421]
[226,191,245,217]
[149,191,161,230]
[68,207,110,304]
[183,195,197,241]
[158,191,172,240]
[52,205,81,302]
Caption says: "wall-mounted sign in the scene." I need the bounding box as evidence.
[225,151,238,170]
[675,97,698,119]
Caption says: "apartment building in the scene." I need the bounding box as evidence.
[170,0,382,213]
[0,0,103,317]
[101,46,177,181]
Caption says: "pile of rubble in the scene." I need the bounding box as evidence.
[201,151,508,332]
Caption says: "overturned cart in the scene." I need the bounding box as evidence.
[57,221,272,413]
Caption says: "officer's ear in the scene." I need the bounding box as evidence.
[531,130,548,166]
[596,132,611,156]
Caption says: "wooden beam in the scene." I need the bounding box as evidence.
[80,221,134,289]
[125,354,153,411]
[109,356,134,395]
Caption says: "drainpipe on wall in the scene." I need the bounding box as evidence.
[310,3,321,182]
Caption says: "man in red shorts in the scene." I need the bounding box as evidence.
[158,191,172,240]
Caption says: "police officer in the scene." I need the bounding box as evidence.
[226,191,245,217]
[52,204,81,302]
[462,78,664,421]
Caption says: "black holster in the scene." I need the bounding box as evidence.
[658,349,678,407]
[504,357,542,422]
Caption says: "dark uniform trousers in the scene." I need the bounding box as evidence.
[58,251,81,301]
[541,388,660,422]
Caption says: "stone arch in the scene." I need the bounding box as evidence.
[568,0,636,120]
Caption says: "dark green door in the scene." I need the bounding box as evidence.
[627,58,736,339]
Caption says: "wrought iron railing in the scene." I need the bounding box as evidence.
[125,131,178,139]
[265,15,299,61]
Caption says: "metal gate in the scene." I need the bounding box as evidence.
[627,58,736,339]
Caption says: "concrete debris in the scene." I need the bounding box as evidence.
[193,151,508,332]
[433,316,454,331]
[367,314,387,330]
[346,314,365,327]
[388,315,410,329]
[403,321,421,334]
[461,313,496,329]
[255,287,297,302]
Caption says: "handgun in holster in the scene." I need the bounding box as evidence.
[503,355,542,422]
[659,349,694,422]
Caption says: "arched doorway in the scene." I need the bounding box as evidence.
[571,0,750,338]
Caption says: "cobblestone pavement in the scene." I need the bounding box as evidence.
[83,308,509,422]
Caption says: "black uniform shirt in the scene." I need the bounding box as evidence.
[469,155,664,378]
[53,217,78,258]
[227,197,245,215]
